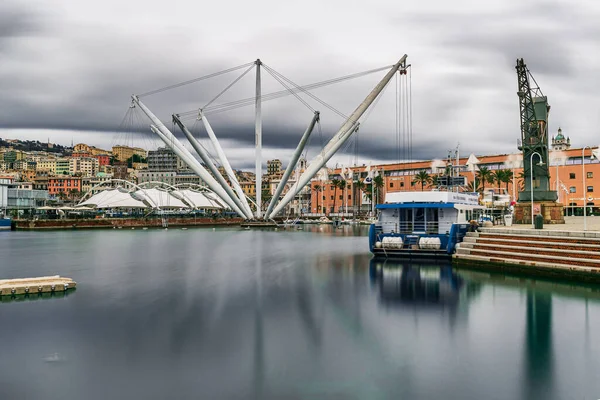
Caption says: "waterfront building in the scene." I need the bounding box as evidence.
[95,154,111,166]
[48,177,82,197]
[36,158,57,173]
[241,181,256,197]
[68,157,99,177]
[311,145,600,215]
[1,180,48,209]
[19,170,37,182]
[267,159,282,176]
[112,163,130,181]
[55,158,70,175]
[74,143,112,157]
[551,128,571,151]
[112,145,146,162]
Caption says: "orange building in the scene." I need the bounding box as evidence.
[311,147,600,215]
[95,154,111,166]
[48,177,82,196]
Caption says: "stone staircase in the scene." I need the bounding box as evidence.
[453,228,600,278]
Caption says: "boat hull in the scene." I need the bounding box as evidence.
[369,223,470,260]
[0,218,11,231]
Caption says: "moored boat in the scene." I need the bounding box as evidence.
[369,191,484,259]
[0,217,11,231]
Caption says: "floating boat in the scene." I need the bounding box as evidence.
[369,191,484,259]
[0,217,11,231]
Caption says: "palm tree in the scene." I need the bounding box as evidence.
[331,178,340,214]
[499,169,514,192]
[516,171,527,192]
[337,180,347,213]
[465,181,480,193]
[373,175,385,204]
[353,180,365,213]
[313,184,322,214]
[412,170,431,191]
[476,166,494,194]
[491,170,503,190]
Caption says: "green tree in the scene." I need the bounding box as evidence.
[373,175,385,204]
[353,180,365,213]
[412,170,432,191]
[476,166,494,194]
[127,154,147,168]
[337,180,347,213]
[499,169,514,192]
[331,178,340,213]
[465,180,480,193]
[313,184,322,214]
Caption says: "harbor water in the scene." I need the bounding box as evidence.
[1,226,600,399]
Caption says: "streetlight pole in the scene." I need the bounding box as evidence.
[530,151,544,228]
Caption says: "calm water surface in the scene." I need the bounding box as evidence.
[1,226,600,400]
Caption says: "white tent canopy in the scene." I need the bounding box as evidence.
[78,188,148,209]
[77,186,225,210]
[173,189,224,209]
[132,188,187,209]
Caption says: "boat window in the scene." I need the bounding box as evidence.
[426,208,438,233]
[399,208,413,233]
[414,208,425,232]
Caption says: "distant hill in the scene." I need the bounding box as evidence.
[0,138,71,154]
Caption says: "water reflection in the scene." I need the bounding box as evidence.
[1,230,600,399]
[524,291,554,399]
[369,259,462,307]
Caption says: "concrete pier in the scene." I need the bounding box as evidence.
[0,276,76,296]
[453,219,600,282]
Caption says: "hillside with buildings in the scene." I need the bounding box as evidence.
[1,128,598,218]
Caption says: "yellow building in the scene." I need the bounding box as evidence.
[36,158,57,173]
[74,143,112,156]
[112,145,147,162]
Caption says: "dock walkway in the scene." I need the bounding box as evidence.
[0,276,76,296]
[453,220,600,282]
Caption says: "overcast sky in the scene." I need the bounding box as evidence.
[1,0,599,170]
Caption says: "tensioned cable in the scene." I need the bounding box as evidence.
[203,64,256,109]
[261,64,315,113]
[408,65,413,167]
[176,65,393,118]
[137,62,255,97]
[262,63,347,119]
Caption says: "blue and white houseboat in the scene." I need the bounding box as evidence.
[369,191,484,259]
[0,216,11,231]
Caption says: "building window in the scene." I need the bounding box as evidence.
[390,182,394,188]
[588,172,593,179]
[587,186,594,193]
[570,173,576,179]
[569,186,576,193]
[400,182,405,187]
[330,196,334,200]
[339,195,343,200]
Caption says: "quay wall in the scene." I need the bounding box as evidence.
[12,217,243,230]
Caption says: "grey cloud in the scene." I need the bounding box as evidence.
[1,0,600,168]
[0,2,41,42]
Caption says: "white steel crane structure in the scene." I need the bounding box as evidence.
[130,55,408,220]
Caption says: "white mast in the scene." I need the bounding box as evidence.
[264,112,319,219]
[269,54,407,218]
[149,125,245,217]
[131,95,246,217]
[173,114,254,219]
[198,111,254,217]
[255,59,262,218]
